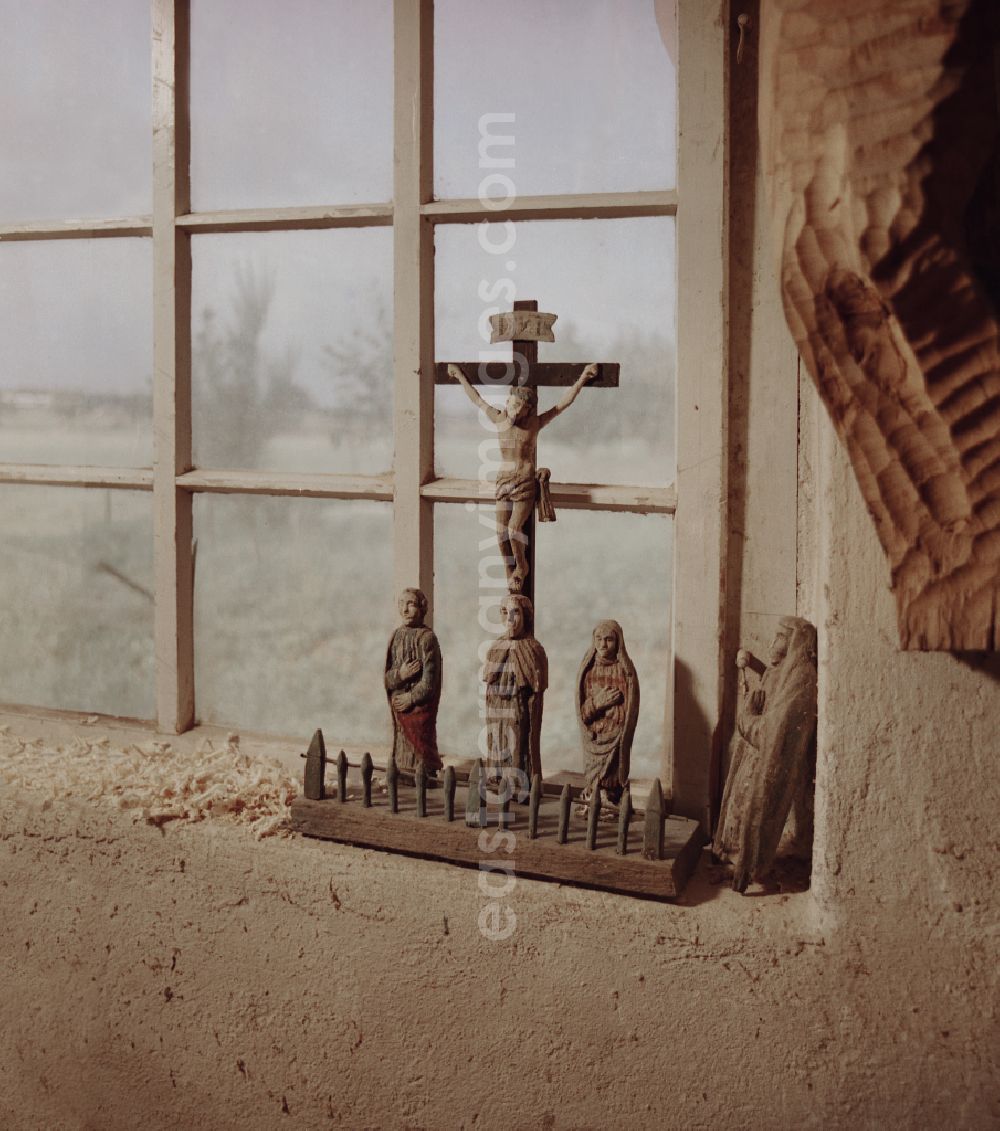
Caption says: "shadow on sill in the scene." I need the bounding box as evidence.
[678,849,812,907]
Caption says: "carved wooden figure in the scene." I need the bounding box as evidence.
[576,620,639,812]
[440,300,618,603]
[384,587,443,776]
[713,618,818,893]
[483,594,548,793]
[762,1,1000,649]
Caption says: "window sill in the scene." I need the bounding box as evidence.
[0,705,822,935]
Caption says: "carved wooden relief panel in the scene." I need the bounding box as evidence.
[761,0,1000,648]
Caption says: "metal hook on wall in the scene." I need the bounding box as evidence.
[736,12,751,65]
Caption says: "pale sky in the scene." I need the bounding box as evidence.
[0,0,676,407]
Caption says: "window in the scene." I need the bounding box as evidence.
[0,0,725,825]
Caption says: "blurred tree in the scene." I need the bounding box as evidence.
[321,288,393,448]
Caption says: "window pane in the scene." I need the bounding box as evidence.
[0,486,153,719]
[190,0,393,210]
[435,0,676,199]
[0,240,153,467]
[434,505,671,779]
[0,0,151,223]
[435,218,675,486]
[194,496,393,741]
[191,230,393,475]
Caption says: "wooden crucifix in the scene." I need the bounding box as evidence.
[436,300,619,607]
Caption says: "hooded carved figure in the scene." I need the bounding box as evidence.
[714,616,817,892]
[575,620,639,806]
[483,594,547,790]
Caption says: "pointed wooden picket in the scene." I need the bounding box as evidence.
[303,729,326,801]
[643,779,665,861]
[361,752,374,808]
[443,765,456,822]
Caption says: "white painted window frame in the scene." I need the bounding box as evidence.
[0,0,726,825]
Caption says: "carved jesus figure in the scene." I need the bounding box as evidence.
[447,362,597,592]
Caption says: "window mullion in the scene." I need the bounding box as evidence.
[672,0,729,828]
[392,0,435,615]
[152,0,195,733]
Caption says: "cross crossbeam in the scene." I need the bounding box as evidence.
[435,362,619,388]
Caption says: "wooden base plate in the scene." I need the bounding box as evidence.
[290,774,704,901]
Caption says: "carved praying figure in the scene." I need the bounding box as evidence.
[713,616,818,893]
[576,620,640,811]
[483,594,547,794]
[384,587,443,777]
[447,362,597,594]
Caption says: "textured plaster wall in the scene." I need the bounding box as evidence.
[0,760,984,1131]
[809,399,1000,966]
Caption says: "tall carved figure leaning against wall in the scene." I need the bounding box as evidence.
[714,617,817,893]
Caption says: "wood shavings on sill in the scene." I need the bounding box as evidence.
[0,726,297,839]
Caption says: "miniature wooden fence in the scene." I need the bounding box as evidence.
[290,731,705,900]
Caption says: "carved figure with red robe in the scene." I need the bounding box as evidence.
[384,588,443,776]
